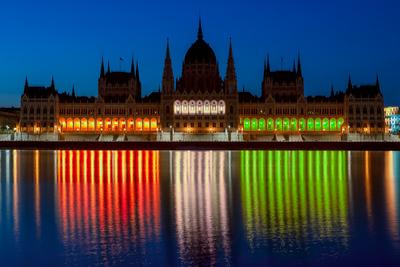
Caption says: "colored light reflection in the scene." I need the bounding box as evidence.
[240,150,350,251]
[172,151,231,266]
[56,150,160,261]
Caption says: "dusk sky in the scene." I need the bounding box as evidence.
[0,0,399,106]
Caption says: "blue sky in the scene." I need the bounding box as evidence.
[0,0,399,106]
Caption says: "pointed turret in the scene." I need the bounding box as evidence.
[197,18,203,40]
[262,55,271,99]
[376,75,380,92]
[100,57,105,78]
[297,53,302,77]
[330,85,335,98]
[107,61,110,74]
[135,61,141,100]
[131,57,135,77]
[135,61,140,82]
[51,76,55,89]
[224,37,237,94]
[292,60,296,73]
[347,74,353,93]
[162,39,174,94]
[71,85,76,98]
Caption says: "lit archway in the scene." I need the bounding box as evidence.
[135,118,143,130]
[174,100,181,115]
[299,118,306,131]
[150,118,157,131]
[218,100,225,115]
[251,118,258,131]
[211,100,218,115]
[243,118,250,131]
[330,118,337,131]
[283,118,290,131]
[143,118,150,131]
[290,118,298,131]
[197,100,203,115]
[276,118,283,131]
[96,118,103,131]
[182,100,188,115]
[88,118,95,131]
[189,100,196,115]
[307,118,314,131]
[315,118,322,131]
[81,118,88,131]
[259,118,266,130]
[322,118,329,131]
[267,118,274,131]
[204,100,210,115]
[73,118,80,131]
[127,118,134,131]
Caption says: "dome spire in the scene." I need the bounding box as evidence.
[197,17,203,40]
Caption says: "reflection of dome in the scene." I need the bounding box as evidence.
[184,39,216,65]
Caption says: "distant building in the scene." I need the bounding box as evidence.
[18,20,385,138]
[385,106,400,134]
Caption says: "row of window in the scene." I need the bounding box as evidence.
[59,107,159,116]
[241,117,345,132]
[175,122,225,129]
[174,100,226,115]
[349,106,382,115]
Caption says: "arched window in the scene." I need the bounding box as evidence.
[315,118,322,131]
[189,100,196,115]
[166,106,170,114]
[36,107,41,115]
[251,118,258,131]
[276,118,283,131]
[218,100,225,115]
[174,100,181,115]
[299,118,306,131]
[330,118,337,131]
[182,100,188,115]
[283,118,290,131]
[143,118,150,130]
[307,118,315,131]
[290,118,298,131]
[259,118,266,130]
[267,118,274,131]
[197,100,203,115]
[363,106,367,114]
[135,118,143,130]
[323,118,329,131]
[338,117,344,130]
[150,118,157,130]
[230,105,234,114]
[43,107,47,115]
[50,106,54,114]
[211,100,218,115]
[88,118,95,131]
[204,100,210,115]
[243,118,250,131]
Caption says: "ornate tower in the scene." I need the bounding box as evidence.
[162,39,174,95]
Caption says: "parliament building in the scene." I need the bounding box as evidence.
[18,21,385,141]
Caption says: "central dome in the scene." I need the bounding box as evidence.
[184,39,216,65]
[183,20,216,65]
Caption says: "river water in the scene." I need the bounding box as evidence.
[0,150,399,266]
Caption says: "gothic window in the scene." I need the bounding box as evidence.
[218,100,225,115]
[189,100,196,115]
[182,100,188,115]
[349,106,353,114]
[166,106,170,114]
[197,100,203,115]
[230,105,234,114]
[174,100,181,115]
[211,100,218,115]
[363,107,367,114]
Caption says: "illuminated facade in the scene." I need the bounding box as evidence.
[19,20,385,138]
[385,106,400,134]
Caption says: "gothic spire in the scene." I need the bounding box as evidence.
[24,76,28,89]
[330,85,335,98]
[197,18,203,40]
[72,85,76,98]
[100,56,105,77]
[162,39,174,94]
[135,61,140,82]
[225,37,237,94]
[107,61,110,74]
[347,74,353,91]
[376,74,380,91]
[264,55,271,78]
[297,53,302,77]
[51,76,55,88]
[131,57,135,77]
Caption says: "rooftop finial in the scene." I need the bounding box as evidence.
[197,17,203,40]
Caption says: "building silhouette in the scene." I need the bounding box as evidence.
[19,20,385,139]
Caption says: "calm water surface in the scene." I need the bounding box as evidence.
[0,150,399,266]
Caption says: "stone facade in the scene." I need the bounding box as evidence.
[18,21,385,137]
